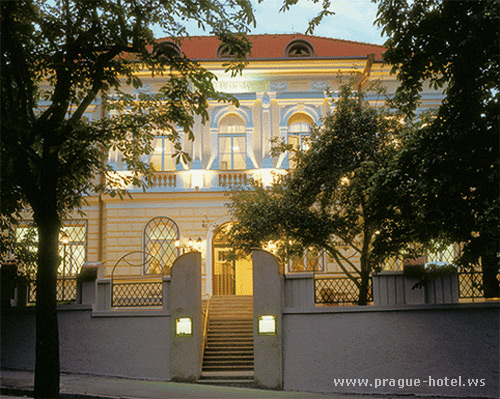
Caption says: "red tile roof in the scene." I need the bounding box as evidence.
[158,34,385,60]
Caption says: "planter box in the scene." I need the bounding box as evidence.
[373,271,459,306]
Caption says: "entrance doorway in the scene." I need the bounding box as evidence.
[212,223,252,296]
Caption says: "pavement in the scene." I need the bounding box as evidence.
[0,370,445,399]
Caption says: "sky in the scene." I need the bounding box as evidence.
[155,0,387,46]
[249,0,387,45]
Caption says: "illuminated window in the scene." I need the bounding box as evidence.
[15,220,87,277]
[287,113,313,168]
[150,135,177,171]
[218,114,246,170]
[59,221,87,276]
[289,247,325,273]
[144,217,180,275]
[285,40,315,57]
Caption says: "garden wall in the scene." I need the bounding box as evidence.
[1,306,171,380]
[282,303,499,398]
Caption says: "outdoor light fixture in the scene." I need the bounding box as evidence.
[195,238,202,251]
[175,238,202,254]
[175,317,193,337]
[258,315,276,335]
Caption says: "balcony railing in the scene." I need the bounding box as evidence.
[218,171,249,188]
[149,172,177,189]
[130,169,285,192]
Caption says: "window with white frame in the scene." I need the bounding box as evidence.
[287,113,313,168]
[143,217,180,275]
[150,135,177,171]
[218,114,246,170]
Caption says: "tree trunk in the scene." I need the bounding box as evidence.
[482,253,500,299]
[357,271,370,306]
[34,212,61,398]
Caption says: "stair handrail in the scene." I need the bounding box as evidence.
[200,295,210,375]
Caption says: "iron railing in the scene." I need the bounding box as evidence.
[314,270,490,306]
[111,280,163,307]
[315,276,373,305]
[111,251,164,308]
[458,271,484,299]
[28,277,78,304]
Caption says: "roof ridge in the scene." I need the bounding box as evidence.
[156,33,385,48]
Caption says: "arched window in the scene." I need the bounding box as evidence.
[287,113,314,168]
[144,217,180,275]
[217,44,235,59]
[285,40,315,57]
[154,41,182,59]
[218,114,246,170]
[150,135,177,171]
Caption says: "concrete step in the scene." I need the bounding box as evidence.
[203,363,253,372]
[201,295,254,377]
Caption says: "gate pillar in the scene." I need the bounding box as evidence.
[252,249,283,389]
[170,252,202,382]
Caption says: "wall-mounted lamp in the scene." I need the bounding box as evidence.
[258,315,277,335]
[175,237,203,254]
[175,317,193,337]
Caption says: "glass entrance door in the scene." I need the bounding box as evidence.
[213,246,235,295]
[212,223,252,296]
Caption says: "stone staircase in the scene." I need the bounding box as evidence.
[199,295,254,386]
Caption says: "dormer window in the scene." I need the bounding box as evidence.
[154,41,182,59]
[217,44,235,59]
[285,40,315,58]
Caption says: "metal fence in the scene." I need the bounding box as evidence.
[314,271,489,306]
[111,281,163,307]
[28,277,78,304]
[315,276,373,305]
[458,271,484,299]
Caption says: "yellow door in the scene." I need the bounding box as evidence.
[212,223,253,296]
[235,256,253,295]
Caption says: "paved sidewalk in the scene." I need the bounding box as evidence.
[0,369,385,399]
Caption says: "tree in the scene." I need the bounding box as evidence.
[1,1,334,396]
[374,0,500,297]
[228,86,409,305]
[0,1,257,397]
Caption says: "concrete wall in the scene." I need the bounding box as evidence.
[169,252,202,382]
[1,306,170,380]
[252,249,284,389]
[282,303,500,398]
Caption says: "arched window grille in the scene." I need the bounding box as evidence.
[218,114,246,170]
[154,41,182,59]
[285,40,315,57]
[217,44,235,58]
[144,217,180,275]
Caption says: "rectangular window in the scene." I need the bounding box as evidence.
[150,136,177,171]
[219,135,246,170]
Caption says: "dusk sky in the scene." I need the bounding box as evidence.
[249,0,386,45]
[154,0,387,46]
